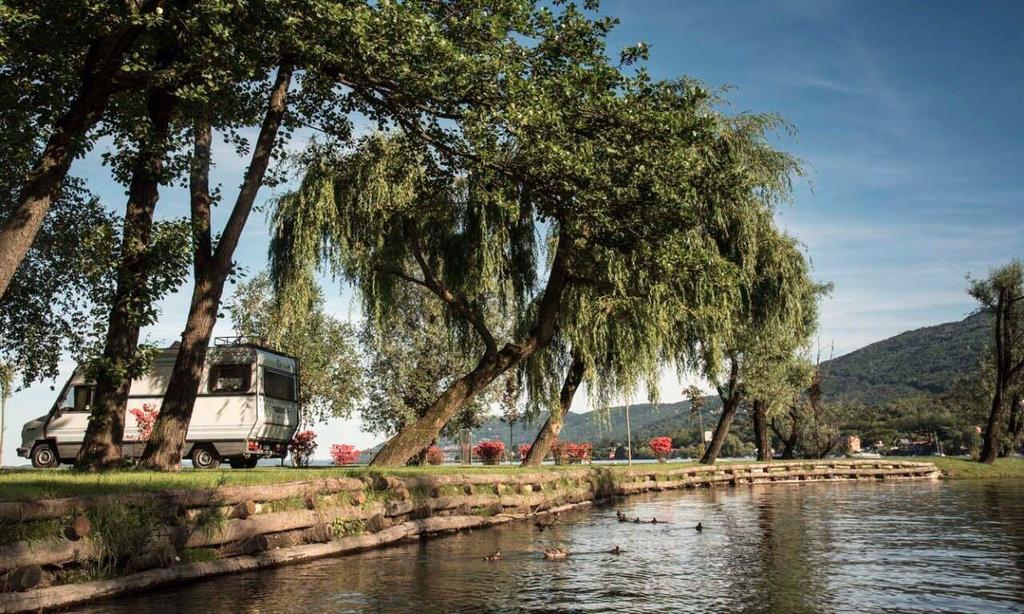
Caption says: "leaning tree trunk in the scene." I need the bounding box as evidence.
[522,352,584,467]
[141,64,293,470]
[0,22,149,299]
[371,235,572,468]
[76,88,173,471]
[700,394,739,465]
[752,398,771,462]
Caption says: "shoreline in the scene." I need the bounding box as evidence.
[0,460,940,613]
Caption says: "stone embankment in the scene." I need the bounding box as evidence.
[0,460,939,613]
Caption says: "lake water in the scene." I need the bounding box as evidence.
[75,479,1024,613]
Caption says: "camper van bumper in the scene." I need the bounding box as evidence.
[16,446,29,459]
[246,440,288,458]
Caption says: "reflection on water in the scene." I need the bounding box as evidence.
[76,480,1024,613]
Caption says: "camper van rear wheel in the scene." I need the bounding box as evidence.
[31,443,59,469]
[190,445,220,470]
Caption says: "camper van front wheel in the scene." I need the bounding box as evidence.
[31,443,59,469]
[190,446,220,470]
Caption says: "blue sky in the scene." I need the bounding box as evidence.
[3,0,1022,464]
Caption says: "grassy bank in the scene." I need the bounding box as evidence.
[3,457,1017,501]
[906,456,1024,479]
[0,463,613,501]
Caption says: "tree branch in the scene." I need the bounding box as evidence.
[212,63,294,274]
[402,217,498,356]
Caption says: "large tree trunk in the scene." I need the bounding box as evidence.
[700,395,739,465]
[0,21,151,299]
[700,357,740,465]
[141,64,293,470]
[76,88,174,471]
[752,398,771,462]
[522,352,584,467]
[371,234,572,468]
[1008,394,1023,455]
[981,289,1009,464]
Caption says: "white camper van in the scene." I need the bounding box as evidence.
[17,337,300,469]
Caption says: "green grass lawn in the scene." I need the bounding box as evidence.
[906,456,1024,479]
[0,463,600,501]
[2,457,1020,501]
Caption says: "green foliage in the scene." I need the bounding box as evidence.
[87,500,170,577]
[229,271,362,423]
[0,179,119,386]
[359,282,492,439]
[823,313,992,404]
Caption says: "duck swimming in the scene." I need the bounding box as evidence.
[543,547,569,560]
[483,551,502,561]
[609,545,622,555]
[695,522,703,532]
[616,511,627,522]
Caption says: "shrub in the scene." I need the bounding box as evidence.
[567,442,592,463]
[518,443,532,460]
[289,430,318,467]
[425,445,445,465]
[330,444,361,466]
[473,440,505,464]
[649,436,673,461]
[127,404,159,441]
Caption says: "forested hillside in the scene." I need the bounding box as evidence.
[820,312,990,404]
[464,312,992,448]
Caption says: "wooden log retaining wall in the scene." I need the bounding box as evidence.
[0,460,939,613]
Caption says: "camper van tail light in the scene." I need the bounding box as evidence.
[247,440,260,451]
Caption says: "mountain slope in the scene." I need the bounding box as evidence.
[821,311,990,404]
[461,311,992,445]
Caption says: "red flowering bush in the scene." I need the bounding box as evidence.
[425,445,445,465]
[567,442,593,463]
[330,444,361,466]
[127,404,159,441]
[289,430,318,467]
[473,440,506,464]
[650,436,673,462]
[551,440,570,465]
[518,443,532,460]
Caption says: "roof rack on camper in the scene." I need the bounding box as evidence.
[214,335,271,349]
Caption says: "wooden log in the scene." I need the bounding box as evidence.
[124,544,178,574]
[217,535,270,558]
[303,523,333,544]
[63,515,91,541]
[1,566,43,593]
[182,503,386,549]
[0,537,97,574]
[231,500,256,520]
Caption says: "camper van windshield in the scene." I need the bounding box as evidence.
[209,365,251,393]
[263,370,296,401]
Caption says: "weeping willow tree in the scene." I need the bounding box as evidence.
[272,59,805,466]
[696,231,824,464]
[515,113,809,467]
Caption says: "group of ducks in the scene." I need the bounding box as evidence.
[482,510,704,562]
[483,545,619,561]
[615,510,702,531]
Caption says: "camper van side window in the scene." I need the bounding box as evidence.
[263,370,296,401]
[209,364,251,393]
